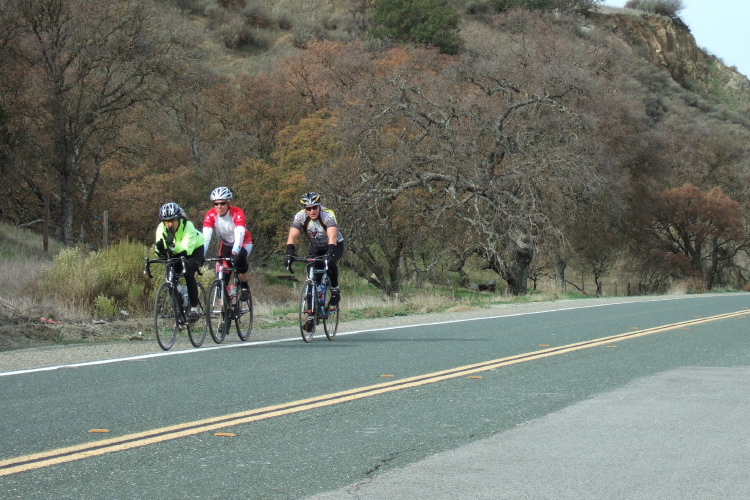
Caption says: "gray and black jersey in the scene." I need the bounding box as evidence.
[290,207,345,249]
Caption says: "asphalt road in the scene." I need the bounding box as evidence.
[1,294,749,499]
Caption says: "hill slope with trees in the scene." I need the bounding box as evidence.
[2,0,749,298]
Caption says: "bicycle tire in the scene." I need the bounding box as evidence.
[236,288,253,341]
[323,278,338,340]
[299,280,315,343]
[154,282,177,351]
[207,280,227,344]
[187,282,207,347]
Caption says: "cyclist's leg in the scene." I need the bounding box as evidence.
[184,247,204,321]
[235,246,250,299]
[328,242,344,305]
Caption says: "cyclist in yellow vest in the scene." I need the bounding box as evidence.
[155,202,205,322]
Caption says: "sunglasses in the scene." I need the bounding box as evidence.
[213,201,228,206]
[304,206,319,211]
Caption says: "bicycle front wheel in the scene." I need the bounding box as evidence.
[187,282,207,347]
[235,287,253,341]
[298,280,315,343]
[207,280,228,344]
[154,282,177,351]
[323,281,339,340]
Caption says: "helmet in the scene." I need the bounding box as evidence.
[210,186,233,201]
[300,192,321,207]
[158,202,183,220]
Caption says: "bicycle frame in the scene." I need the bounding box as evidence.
[143,255,207,350]
[205,256,253,343]
[289,255,339,342]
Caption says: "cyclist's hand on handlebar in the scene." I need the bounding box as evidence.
[325,244,336,262]
[284,243,295,271]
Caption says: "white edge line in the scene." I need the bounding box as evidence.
[0,295,734,377]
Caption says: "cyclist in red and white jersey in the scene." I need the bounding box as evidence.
[202,187,253,300]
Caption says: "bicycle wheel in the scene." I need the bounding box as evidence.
[235,287,253,341]
[298,280,315,343]
[154,282,177,351]
[187,282,207,347]
[207,280,228,344]
[323,280,339,340]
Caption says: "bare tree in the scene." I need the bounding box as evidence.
[0,0,202,244]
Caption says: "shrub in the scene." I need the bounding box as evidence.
[624,0,683,18]
[41,240,153,317]
[217,18,268,49]
[370,0,462,54]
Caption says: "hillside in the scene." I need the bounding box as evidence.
[181,1,749,109]
[3,0,750,328]
[596,7,749,105]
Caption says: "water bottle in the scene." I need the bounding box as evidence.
[177,284,189,308]
[227,284,237,305]
[318,283,326,303]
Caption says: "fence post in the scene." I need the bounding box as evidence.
[43,197,49,254]
[102,210,109,249]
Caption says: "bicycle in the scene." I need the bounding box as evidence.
[143,256,207,351]
[205,256,253,343]
[288,255,339,342]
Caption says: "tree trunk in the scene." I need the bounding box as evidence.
[555,251,567,291]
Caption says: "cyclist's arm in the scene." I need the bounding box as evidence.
[232,226,246,254]
[202,226,213,254]
[326,226,338,246]
[287,226,302,246]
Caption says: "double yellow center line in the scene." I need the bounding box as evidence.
[1,309,745,476]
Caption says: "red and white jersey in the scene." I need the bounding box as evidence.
[203,206,252,254]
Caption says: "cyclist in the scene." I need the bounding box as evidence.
[285,192,344,328]
[154,202,205,322]
[202,186,253,301]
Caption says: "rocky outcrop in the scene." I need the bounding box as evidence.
[597,11,749,101]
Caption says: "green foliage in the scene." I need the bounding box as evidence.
[624,0,684,18]
[370,0,462,54]
[488,0,554,13]
[93,294,119,320]
[41,240,153,315]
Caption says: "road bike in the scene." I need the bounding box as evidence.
[288,255,339,342]
[205,256,253,343]
[144,256,207,350]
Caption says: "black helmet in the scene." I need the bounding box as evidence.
[158,202,183,220]
[300,192,321,207]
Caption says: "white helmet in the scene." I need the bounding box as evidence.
[210,186,233,201]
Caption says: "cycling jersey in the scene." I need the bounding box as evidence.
[203,206,253,254]
[290,207,344,249]
[155,219,204,255]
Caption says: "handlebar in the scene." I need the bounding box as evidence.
[205,256,239,273]
[286,255,329,274]
[143,255,193,279]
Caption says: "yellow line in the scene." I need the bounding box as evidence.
[1,309,745,476]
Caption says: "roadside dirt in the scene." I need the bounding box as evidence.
[0,301,152,352]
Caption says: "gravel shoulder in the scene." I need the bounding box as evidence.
[0,295,683,373]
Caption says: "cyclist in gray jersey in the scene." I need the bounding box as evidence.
[285,192,345,307]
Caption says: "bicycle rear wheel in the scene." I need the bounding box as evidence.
[207,280,228,344]
[235,287,253,341]
[298,280,315,343]
[187,282,207,347]
[154,282,177,351]
[323,281,339,340]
